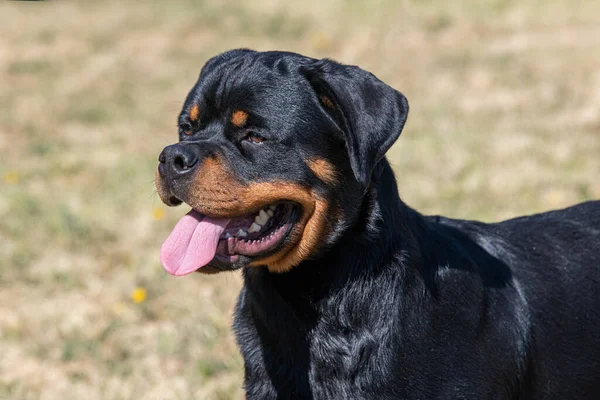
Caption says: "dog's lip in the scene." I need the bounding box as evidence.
[168,196,183,206]
[183,200,297,223]
[206,253,241,270]
[206,204,300,268]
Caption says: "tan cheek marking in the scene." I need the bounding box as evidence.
[189,104,200,122]
[307,158,337,185]
[183,157,331,273]
[320,95,334,109]
[231,110,248,127]
[186,159,314,220]
[184,157,245,217]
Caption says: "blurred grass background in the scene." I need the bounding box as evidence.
[1,0,599,399]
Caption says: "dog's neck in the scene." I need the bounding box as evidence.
[241,159,426,333]
[236,159,523,397]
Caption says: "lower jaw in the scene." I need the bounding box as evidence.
[202,250,269,273]
[201,253,242,272]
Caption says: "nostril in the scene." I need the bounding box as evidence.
[173,155,186,171]
[162,144,199,174]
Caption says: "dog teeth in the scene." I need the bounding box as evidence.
[248,222,261,233]
[255,209,270,225]
[268,205,276,211]
[260,209,269,220]
[236,229,247,238]
[224,232,232,239]
[266,209,274,217]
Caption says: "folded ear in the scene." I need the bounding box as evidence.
[300,59,409,187]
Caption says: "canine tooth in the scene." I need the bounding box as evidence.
[236,229,247,237]
[248,222,261,233]
[224,232,232,239]
[266,209,274,217]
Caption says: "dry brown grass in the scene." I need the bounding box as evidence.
[1,1,599,399]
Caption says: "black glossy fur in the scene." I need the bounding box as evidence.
[173,50,600,399]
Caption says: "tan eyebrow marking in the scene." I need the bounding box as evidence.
[307,158,337,185]
[231,110,248,127]
[189,104,200,122]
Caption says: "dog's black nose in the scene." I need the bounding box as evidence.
[158,144,199,177]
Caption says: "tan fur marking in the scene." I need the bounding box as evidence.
[320,95,334,109]
[189,104,200,122]
[231,110,248,127]
[162,156,331,273]
[307,158,337,185]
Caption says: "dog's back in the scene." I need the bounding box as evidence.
[437,200,600,398]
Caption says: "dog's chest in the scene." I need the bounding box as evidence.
[306,317,400,398]
[234,286,403,399]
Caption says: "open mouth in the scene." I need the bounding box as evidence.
[160,202,298,276]
[215,202,296,256]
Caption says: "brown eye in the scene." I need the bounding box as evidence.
[245,133,265,144]
[179,122,192,135]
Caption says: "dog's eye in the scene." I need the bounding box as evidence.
[244,133,265,144]
[179,122,193,135]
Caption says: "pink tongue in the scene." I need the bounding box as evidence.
[160,210,230,276]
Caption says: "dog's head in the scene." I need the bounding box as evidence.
[156,50,409,275]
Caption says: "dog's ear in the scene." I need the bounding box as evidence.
[300,59,409,187]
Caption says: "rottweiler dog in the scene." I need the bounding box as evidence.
[155,49,600,399]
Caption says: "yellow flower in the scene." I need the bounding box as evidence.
[131,287,147,303]
[152,207,165,220]
[3,171,19,185]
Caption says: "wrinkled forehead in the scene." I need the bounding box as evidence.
[182,54,311,128]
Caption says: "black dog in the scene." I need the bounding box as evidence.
[156,49,600,399]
